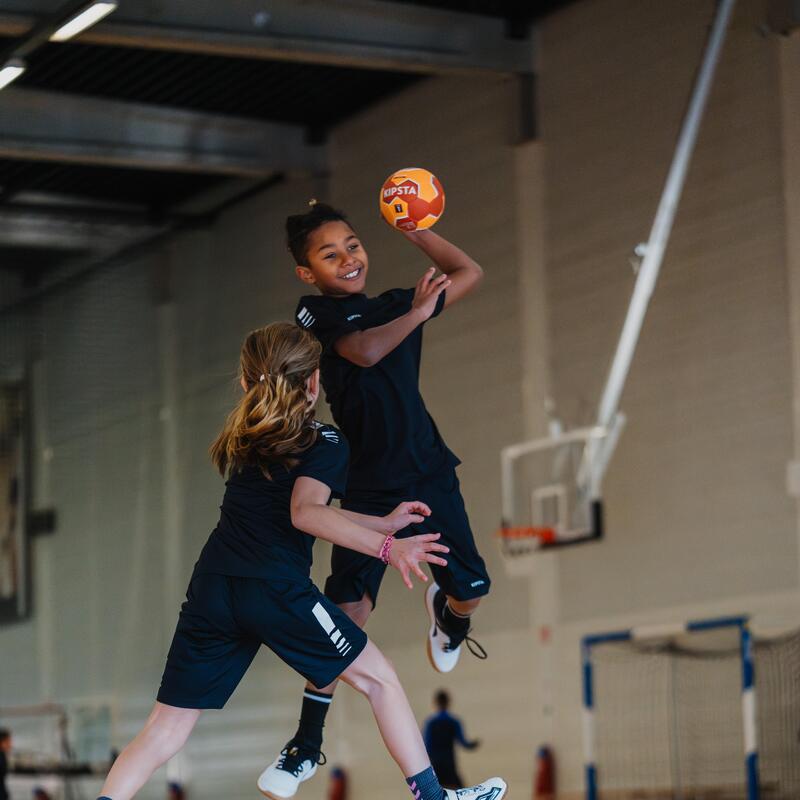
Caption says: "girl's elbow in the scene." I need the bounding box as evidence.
[350,347,379,368]
[463,266,484,296]
[291,508,309,530]
[338,339,378,368]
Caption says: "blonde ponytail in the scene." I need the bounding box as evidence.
[210,323,322,478]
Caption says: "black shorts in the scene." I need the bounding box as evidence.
[324,467,491,608]
[157,572,367,709]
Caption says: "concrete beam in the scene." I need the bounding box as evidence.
[0,88,325,176]
[0,207,164,252]
[0,0,535,75]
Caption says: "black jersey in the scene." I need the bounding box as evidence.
[295,288,458,491]
[194,423,348,580]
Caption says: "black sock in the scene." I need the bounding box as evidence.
[293,688,332,751]
[406,766,445,800]
[441,597,471,635]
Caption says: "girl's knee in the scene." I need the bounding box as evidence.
[449,595,481,615]
[364,655,400,697]
[145,705,199,749]
[342,643,400,697]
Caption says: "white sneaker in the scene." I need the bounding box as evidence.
[425,582,461,673]
[444,777,508,799]
[257,744,320,799]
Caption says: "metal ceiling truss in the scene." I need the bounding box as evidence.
[0,0,109,60]
[0,88,324,176]
[0,0,535,75]
[0,206,164,253]
[0,0,535,278]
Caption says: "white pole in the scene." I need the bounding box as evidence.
[596,0,737,430]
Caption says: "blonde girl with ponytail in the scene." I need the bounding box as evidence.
[94,322,507,800]
[210,322,323,478]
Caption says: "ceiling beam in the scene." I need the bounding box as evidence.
[0,0,115,60]
[0,206,164,252]
[0,0,535,75]
[0,88,325,176]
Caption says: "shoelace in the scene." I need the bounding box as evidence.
[444,631,487,659]
[433,594,487,660]
[277,744,327,777]
[433,598,488,660]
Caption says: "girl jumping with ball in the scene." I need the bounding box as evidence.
[257,199,492,798]
[92,323,506,800]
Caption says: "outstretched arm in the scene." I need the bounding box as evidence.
[333,269,449,367]
[402,230,483,308]
[455,719,480,750]
[291,477,448,588]
[335,501,432,534]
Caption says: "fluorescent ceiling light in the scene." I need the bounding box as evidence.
[50,1,118,42]
[0,58,25,90]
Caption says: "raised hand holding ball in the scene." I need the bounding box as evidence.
[379,167,445,231]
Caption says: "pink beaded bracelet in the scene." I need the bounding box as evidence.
[379,535,395,564]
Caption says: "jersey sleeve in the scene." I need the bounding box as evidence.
[296,296,360,351]
[295,427,349,499]
[397,286,447,319]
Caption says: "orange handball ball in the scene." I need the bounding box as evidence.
[379,167,445,231]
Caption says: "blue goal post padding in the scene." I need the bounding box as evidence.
[580,615,759,800]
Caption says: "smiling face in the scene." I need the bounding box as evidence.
[295,220,369,296]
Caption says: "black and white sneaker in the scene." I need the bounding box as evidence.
[425,583,487,673]
[257,741,325,799]
[444,777,507,799]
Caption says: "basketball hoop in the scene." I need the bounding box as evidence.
[496,525,557,551]
[496,423,621,570]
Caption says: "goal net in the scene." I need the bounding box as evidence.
[755,631,800,798]
[583,622,800,799]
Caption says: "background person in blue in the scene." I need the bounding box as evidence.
[259,199,492,798]
[423,690,480,790]
[90,323,506,800]
[0,729,10,800]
